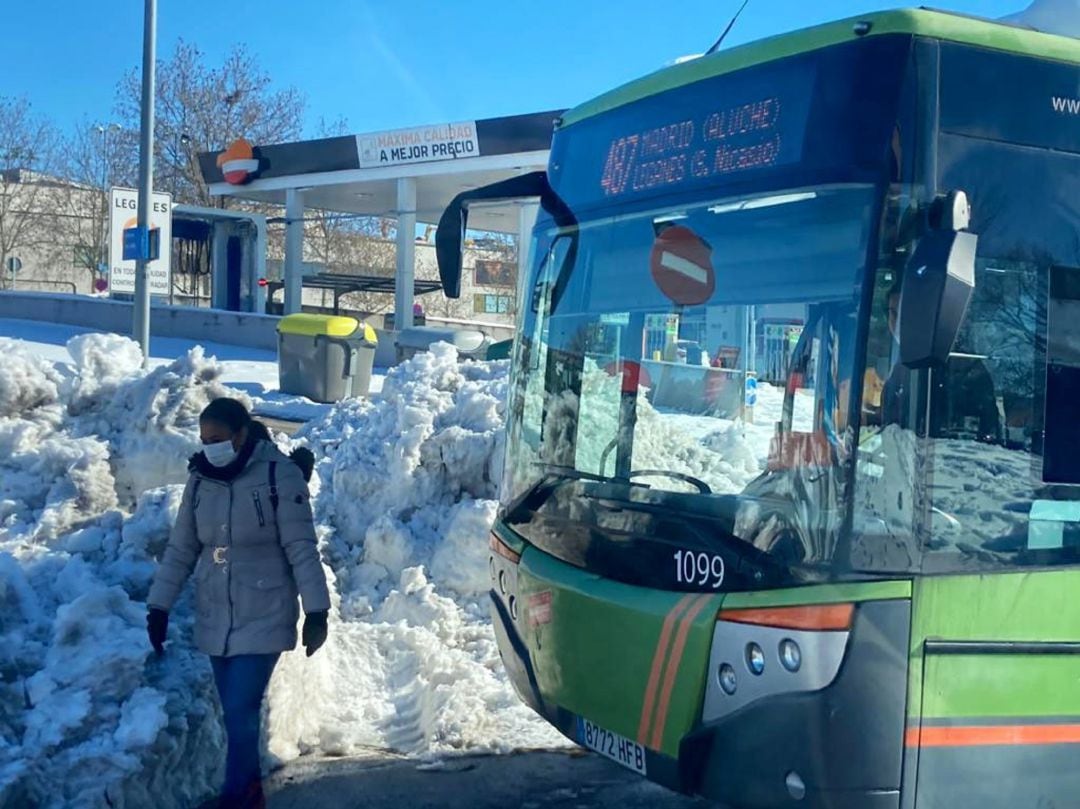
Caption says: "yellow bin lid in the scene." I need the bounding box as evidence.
[277,313,358,337]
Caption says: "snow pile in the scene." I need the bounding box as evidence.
[0,335,249,808]
[266,343,564,760]
[0,335,566,808]
[0,345,63,419]
[316,345,507,602]
[65,335,251,505]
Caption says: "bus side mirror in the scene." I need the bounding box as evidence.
[899,193,977,369]
[436,171,571,299]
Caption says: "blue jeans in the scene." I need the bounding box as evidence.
[210,653,280,797]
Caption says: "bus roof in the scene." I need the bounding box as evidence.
[561,8,1080,128]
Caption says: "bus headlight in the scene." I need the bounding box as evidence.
[718,664,738,695]
[780,639,802,672]
[746,643,766,675]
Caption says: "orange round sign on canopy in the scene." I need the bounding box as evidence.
[649,225,716,306]
[604,360,652,394]
[217,138,260,185]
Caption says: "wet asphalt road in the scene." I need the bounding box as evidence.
[264,749,714,809]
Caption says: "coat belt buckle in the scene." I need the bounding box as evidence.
[212,547,228,565]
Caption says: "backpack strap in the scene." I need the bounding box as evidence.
[268,461,279,513]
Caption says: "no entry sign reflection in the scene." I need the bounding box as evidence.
[649,225,715,306]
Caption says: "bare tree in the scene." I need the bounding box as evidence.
[0,97,63,290]
[57,120,135,291]
[115,41,306,206]
[303,212,398,314]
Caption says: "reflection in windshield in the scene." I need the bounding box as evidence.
[503,184,875,583]
[851,137,1080,576]
[921,137,1080,571]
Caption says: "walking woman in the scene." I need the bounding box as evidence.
[146,398,330,809]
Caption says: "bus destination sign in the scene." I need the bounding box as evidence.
[599,95,802,201]
[582,65,816,205]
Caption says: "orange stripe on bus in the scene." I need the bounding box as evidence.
[649,594,714,750]
[907,724,1080,748]
[489,533,521,563]
[637,594,696,744]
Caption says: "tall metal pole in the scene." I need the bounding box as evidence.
[98,126,109,274]
[133,0,157,364]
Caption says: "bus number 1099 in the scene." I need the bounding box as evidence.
[674,550,725,589]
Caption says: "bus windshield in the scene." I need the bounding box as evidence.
[502,183,877,590]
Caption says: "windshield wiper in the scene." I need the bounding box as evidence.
[504,463,717,526]
[502,463,641,525]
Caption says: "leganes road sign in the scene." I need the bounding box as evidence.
[109,187,171,295]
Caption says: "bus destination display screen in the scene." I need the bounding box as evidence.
[582,64,816,205]
[600,96,788,198]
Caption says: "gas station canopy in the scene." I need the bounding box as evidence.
[198,110,562,328]
[198,110,562,233]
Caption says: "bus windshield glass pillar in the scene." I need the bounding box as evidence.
[395,177,417,331]
[517,201,539,313]
[284,188,304,315]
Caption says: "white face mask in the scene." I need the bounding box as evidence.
[203,440,237,467]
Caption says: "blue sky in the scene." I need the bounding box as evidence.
[2,0,1026,139]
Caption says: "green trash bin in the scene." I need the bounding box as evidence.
[277,313,378,403]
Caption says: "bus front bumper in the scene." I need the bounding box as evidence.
[492,589,911,809]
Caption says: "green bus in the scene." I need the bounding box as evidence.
[436,8,1080,808]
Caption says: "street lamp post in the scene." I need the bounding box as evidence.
[174,132,191,198]
[96,123,120,276]
[133,0,158,364]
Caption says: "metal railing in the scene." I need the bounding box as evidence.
[1,279,78,295]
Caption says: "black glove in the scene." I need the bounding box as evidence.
[147,608,168,655]
[290,447,316,482]
[302,611,328,657]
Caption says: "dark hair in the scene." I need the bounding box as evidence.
[200,397,252,433]
[248,420,272,442]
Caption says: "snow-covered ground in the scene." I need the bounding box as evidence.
[0,318,384,425]
[0,327,564,809]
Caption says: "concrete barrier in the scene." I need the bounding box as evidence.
[0,291,280,351]
[372,330,397,368]
[0,292,497,370]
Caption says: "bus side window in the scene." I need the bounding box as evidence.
[1042,265,1080,484]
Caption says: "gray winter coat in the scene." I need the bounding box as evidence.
[148,441,331,657]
